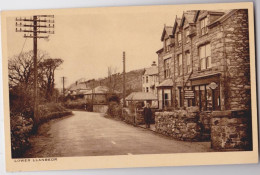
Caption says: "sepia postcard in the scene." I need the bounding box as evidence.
[1,2,258,172]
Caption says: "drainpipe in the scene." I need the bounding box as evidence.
[221,24,228,110]
[181,28,185,108]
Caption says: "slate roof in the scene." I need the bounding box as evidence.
[144,66,158,75]
[157,79,174,87]
[68,82,89,91]
[126,92,158,101]
[161,26,173,41]
[84,86,120,95]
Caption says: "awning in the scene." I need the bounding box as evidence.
[157,79,173,87]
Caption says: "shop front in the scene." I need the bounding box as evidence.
[189,73,221,111]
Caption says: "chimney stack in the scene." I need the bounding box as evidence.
[151,61,157,67]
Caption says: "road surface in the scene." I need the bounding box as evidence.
[24,111,211,157]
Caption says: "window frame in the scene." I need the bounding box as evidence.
[185,28,190,43]
[177,32,182,46]
[185,51,191,74]
[164,58,171,78]
[200,17,208,36]
[178,54,183,76]
[199,43,211,70]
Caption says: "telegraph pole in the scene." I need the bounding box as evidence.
[15,15,55,123]
[61,76,66,98]
[123,51,126,107]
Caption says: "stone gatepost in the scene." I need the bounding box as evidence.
[210,110,252,151]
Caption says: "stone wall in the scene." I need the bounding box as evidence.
[93,104,108,113]
[155,107,203,141]
[211,110,252,150]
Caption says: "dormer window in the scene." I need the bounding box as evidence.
[164,38,171,52]
[200,17,208,35]
[177,32,182,46]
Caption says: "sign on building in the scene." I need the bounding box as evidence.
[184,90,194,99]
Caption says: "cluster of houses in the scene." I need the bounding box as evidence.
[68,9,250,114]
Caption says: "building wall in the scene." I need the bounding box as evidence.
[157,9,250,111]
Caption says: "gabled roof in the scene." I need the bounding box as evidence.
[194,10,228,22]
[180,10,197,27]
[84,86,120,95]
[144,66,158,75]
[68,82,89,91]
[126,92,158,101]
[172,17,181,36]
[161,26,173,41]
[208,10,237,28]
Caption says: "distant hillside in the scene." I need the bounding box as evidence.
[68,68,145,96]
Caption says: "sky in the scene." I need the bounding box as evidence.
[6,6,183,88]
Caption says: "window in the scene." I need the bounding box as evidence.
[186,51,191,73]
[177,32,182,46]
[199,43,211,70]
[185,28,190,43]
[193,84,220,111]
[164,58,171,78]
[164,38,171,52]
[178,54,183,75]
[146,76,149,83]
[200,17,208,35]
[146,87,149,92]
[142,76,145,83]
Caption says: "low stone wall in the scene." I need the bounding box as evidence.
[155,107,202,141]
[93,104,108,113]
[211,110,252,151]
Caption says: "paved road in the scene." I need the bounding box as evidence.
[24,111,211,157]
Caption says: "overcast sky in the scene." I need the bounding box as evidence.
[6,6,183,88]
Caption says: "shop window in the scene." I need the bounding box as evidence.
[193,83,220,111]
[200,17,208,35]
[199,43,211,70]
[178,54,183,75]
[164,58,171,78]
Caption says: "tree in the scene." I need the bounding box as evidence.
[107,66,118,93]
[8,50,64,115]
[39,58,63,101]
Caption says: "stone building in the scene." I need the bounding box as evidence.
[142,61,159,95]
[156,9,250,111]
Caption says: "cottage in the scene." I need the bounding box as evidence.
[156,9,250,111]
[142,61,159,95]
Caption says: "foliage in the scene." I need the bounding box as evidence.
[107,93,120,103]
[11,103,71,158]
[106,101,124,120]
[8,50,64,116]
[63,99,93,111]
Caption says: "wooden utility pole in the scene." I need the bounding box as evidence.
[15,15,55,122]
[61,76,66,98]
[123,51,126,107]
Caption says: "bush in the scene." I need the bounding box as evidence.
[10,103,72,158]
[37,103,72,124]
[11,115,33,158]
[63,99,93,111]
[106,102,124,120]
